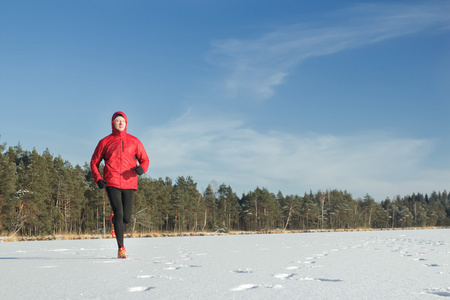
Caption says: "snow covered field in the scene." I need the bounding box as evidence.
[1,229,449,299]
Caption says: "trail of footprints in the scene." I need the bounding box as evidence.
[126,236,448,296]
[386,236,449,297]
[125,245,337,294]
[230,236,449,295]
[231,248,342,293]
[128,247,205,293]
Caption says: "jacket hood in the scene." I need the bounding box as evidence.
[111,111,127,135]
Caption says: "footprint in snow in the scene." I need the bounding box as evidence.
[412,258,427,261]
[128,286,154,292]
[137,275,155,279]
[274,273,296,280]
[425,263,440,267]
[231,284,282,291]
[425,288,450,297]
[303,260,316,264]
[316,278,343,282]
[232,268,253,274]
[298,277,342,282]
[231,284,257,291]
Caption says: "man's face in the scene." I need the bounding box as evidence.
[113,116,126,131]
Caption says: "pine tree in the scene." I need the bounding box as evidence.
[171,176,201,232]
[216,184,240,231]
[0,141,17,233]
[203,184,217,230]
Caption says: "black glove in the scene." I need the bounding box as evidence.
[134,166,144,176]
[97,179,107,189]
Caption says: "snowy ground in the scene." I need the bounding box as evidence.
[1,229,449,299]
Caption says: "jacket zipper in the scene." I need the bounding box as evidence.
[121,140,124,189]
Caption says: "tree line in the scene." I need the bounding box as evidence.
[1,141,449,237]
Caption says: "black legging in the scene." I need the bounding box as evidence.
[106,187,135,248]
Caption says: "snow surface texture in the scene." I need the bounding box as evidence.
[1,229,449,299]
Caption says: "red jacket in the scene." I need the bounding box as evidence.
[90,111,149,190]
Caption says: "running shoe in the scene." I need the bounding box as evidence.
[118,247,127,259]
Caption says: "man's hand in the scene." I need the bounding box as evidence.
[97,179,107,189]
[134,166,144,175]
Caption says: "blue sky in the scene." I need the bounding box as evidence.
[1,0,449,201]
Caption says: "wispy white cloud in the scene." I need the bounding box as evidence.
[207,2,450,100]
[142,110,449,200]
